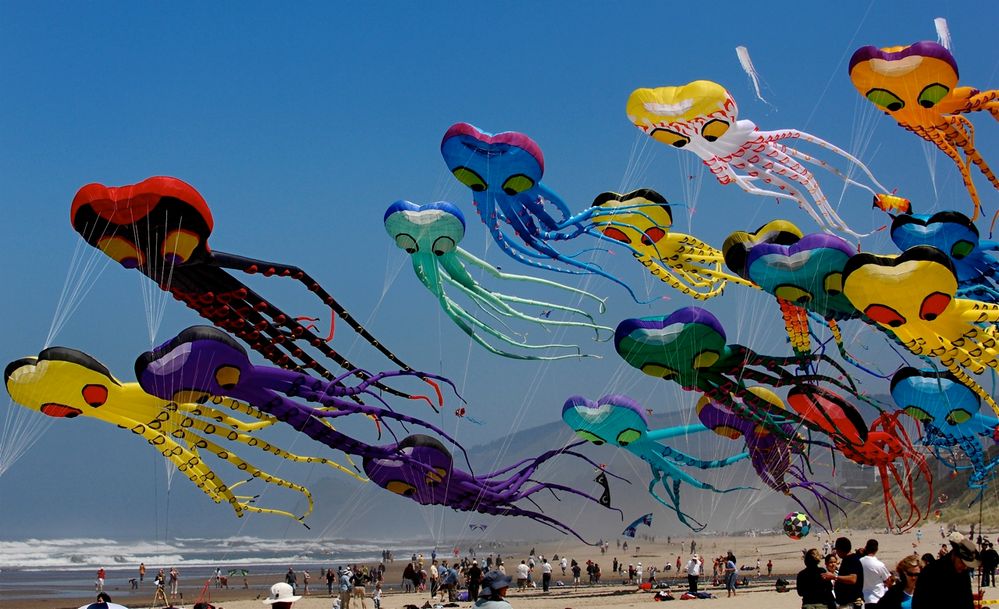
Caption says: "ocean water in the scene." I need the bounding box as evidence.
[0,536,419,600]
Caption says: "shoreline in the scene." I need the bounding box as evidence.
[2,527,994,609]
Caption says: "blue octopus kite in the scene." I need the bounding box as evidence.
[441,122,658,302]
[891,210,999,303]
[562,393,750,531]
[891,366,999,489]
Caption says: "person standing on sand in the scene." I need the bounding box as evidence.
[263,581,302,609]
[913,532,979,609]
[139,562,146,584]
[796,548,834,609]
[725,552,738,598]
[561,556,567,576]
[685,554,701,594]
[339,567,353,609]
[169,566,179,596]
[96,567,105,592]
[469,559,484,600]
[540,558,551,593]
[822,537,863,609]
[516,560,529,591]
[859,539,892,607]
[768,559,773,576]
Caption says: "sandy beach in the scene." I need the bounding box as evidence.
[4,526,994,609]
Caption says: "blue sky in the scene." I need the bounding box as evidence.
[0,2,995,541]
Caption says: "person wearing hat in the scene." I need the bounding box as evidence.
[685,553,702,594]
[475,570,514,609]
[338,567,353,609]
[263,582,302,609]
[468,559,483,601]
[912,532,980,608]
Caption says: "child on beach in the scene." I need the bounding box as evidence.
[372,581,382,609]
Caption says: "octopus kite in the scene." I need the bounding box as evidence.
[71,176,434,403]
[562,393,749,531]
[842,245,999,416]
[4,346,364,524]
[384,200,611,360]
[626,80,892,236]
[135,325,621,543]
[723,221,891,379]
[695,390,848,530]
[891,210,999,302]
[614,307,867,443]
[785,386,932,531]
[891,367,999,489]
[589,188,756,299]
[849,41,998,221]
[441,122,659,302]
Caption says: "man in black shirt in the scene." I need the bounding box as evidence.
[981,542,999,587]
[467,560,483,602]
[913,532,979,609]
[822,537,863,609]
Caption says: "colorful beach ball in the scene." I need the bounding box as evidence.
[782,512,811,540]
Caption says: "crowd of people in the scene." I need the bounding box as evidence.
[795,532,987,608]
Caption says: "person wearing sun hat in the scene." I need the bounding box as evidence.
[912,531,980,608]
[474,570,514,609]
[263,582,302,609]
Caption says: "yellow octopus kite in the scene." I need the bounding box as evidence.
[4,346,366,523]
[589,188,756,299]
[842,245,999,416]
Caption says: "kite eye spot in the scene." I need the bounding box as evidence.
[919,292,951,321]
[865,88,905,112]
[162,229,200,265]
[214,365,241,389]
[386,481,417,497]
[601,227,631,244]
[864,304,906,328]
[451,167,487,192]
[918,83,950,108]
[642,227,666,245]
[394,234,418,254]
[701,118,730,142]
[650,128,690,149]
[432,236,456,256]
[501,174,535,195]
[81,384,108,407]
[96,235,145,269]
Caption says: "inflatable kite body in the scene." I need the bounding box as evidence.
[136,326,619,543]
[590,189,756,299]
[849,41,998,220]
[843,245,999,416]
[891,210,999,302]
[891,367,999,488]
[4,347,365,523]
[626,80,891,236]
[695,391,848,530]
[384,200,610,360]
[71,176,428,401]
[725,221,862,359]
[562,393,749,531]
[441,122,657,302]
[614,307,864,443]
[785,386,932,531]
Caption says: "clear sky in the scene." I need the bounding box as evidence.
[0,2,995,541]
